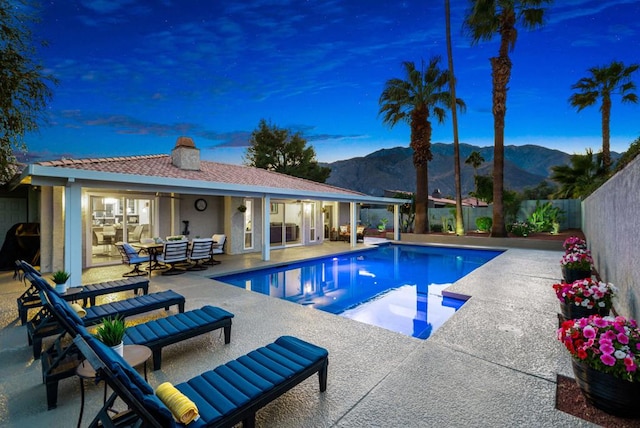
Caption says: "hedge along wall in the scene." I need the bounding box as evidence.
[582,155,640,321]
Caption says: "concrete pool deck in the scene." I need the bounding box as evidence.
[0,238,588,427]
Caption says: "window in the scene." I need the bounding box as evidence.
[244,199,253,249]
[308,203,316,242]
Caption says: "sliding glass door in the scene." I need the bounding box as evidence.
[269,201,302,247]
[89,194,155,266]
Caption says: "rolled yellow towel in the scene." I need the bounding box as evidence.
[156,382,199,424]
[70,303,87,318]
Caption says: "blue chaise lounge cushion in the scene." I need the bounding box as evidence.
[173,335,328,425]
[123,305,233,345]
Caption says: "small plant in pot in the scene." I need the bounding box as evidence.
[557,315,640,417]
[95,316,126,356]
[552,278,617,319]
[560,249,593,283]
[51,270,71,293]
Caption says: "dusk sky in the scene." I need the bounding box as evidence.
[23,0,640,165]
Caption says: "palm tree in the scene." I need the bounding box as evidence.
[379,57,466,234]
[464,0,552,237]
[465,150,485,206]
[445,0,465,236]
[550,149,606,199]
[569,61,639,172]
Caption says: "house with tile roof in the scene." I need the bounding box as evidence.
[13,137,406,282]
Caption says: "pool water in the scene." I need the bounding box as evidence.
[215,244,502,339]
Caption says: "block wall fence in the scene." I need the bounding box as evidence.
[582,155,640,321]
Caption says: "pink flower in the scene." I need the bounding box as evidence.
[592,317,608,328]
[582,325,596,339]
[601,353,616,366]
[599,343,615,355]
[617,332,629,345]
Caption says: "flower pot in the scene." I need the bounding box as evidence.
[572,359,640,418]
[562,267,591,283]
[559,302,610,320]
[55,282,68,294]
[111,342,124,357]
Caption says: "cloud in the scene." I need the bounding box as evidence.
[79,0,136,14]
[59,110,202,137]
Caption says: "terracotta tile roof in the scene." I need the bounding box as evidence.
[36,154,365,196]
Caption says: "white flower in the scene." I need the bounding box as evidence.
[614,349,627,359]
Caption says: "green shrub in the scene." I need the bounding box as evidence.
[430,224,444,233]
[475,217,492,232]
[527,201,564,233]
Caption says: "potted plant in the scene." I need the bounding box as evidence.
[552,278,617,320]
[51,270,71,293]
[95,316,126,356]
[563,236,588,252]
[560,249,593,283]
[557,315,640,417]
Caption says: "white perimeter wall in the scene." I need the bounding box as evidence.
[582,155,640,320]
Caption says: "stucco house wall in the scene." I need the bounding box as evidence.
[582,155,640,320]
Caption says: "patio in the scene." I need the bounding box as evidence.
[0,238,585,427]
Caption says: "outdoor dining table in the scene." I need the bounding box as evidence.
[132,241,164,271]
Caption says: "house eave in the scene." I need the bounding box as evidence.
[23,164,409,205]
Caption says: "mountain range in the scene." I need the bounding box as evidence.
[323,143,575,197]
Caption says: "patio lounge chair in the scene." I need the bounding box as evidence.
[74,329,328,428]
[338,225,365,243]
[187,238,214,270]
[157,239,189,275]
[115,242,151,277]
[206,233,226,265]
[26,273,185,359]
[15,261,149,324]
[34,280,234,410]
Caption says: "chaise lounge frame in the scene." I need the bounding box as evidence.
[74,332,328,428]
[25,273,184,359]
[32,270,234,410]
[16,267,149,325]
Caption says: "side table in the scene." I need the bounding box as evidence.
[76,344,151,428]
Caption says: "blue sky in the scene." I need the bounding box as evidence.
[23,0,640,165]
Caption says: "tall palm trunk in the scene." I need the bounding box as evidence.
[601,93,611,171]
[411,106,431,234]
[490,13,515,238]
[445,0,464,235]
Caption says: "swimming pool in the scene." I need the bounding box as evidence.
[215,244,502,339]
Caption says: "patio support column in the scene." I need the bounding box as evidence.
[64,180,82,286]
[349,202,357,247]
[394,204,400,240]
[262,195,271,261]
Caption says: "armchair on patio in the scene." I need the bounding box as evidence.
[338,225,366,243]
[115,242,150,277]
[207,233,226,265]
[156,240,189,275]
[187,238,214,270]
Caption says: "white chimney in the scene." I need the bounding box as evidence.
[171,136,200,170]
